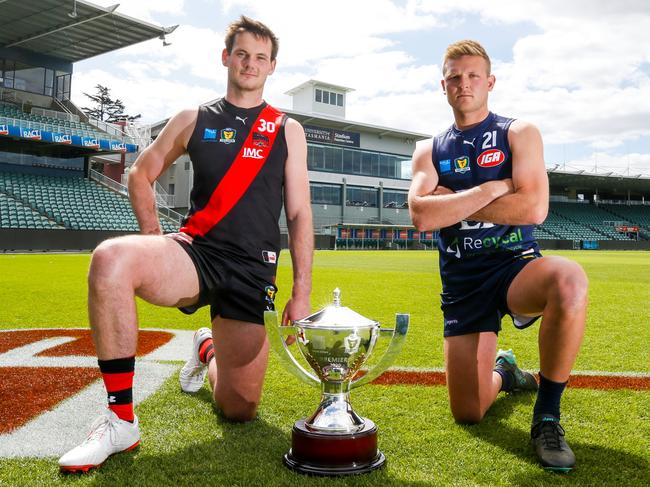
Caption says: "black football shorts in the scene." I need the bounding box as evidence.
[174,239,277,325]
[441,250,542,337]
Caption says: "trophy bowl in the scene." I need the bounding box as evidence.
[264,288,409,476]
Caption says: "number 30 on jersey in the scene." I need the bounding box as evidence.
[258,119,276,133]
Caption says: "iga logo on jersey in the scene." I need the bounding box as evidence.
[477,149,505,167]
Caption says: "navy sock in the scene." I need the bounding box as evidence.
[495,367,514,392]
[533,373,567,419]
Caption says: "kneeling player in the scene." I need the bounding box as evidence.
[408,40,587,471]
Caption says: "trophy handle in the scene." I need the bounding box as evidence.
[350,313,409,389]
[264,311,321,388]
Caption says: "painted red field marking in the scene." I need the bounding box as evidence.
[0,329,174,435]
[371,370,650,390]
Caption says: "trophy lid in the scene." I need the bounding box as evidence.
[293,288,378,329]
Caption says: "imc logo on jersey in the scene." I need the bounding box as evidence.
[22,128,41,140]
[203,128,218,141]
[454,156,470,174]
[477,149,505,167]
[0,124,8,135]
[439,159,452,174]
[243,147,263,159]
[219,128,237,144]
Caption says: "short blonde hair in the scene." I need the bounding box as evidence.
[442,40,491,76]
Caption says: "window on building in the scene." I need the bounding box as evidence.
[347,186,378,207]
[315,88,343,107]
[13,64,45,94]
[184,160,190,171]
[307,143,407,180]
[311,183,342,205]
[383,190,409,208]
[44,69,54,97]
[168,184,175,195]
[1,59,15,88]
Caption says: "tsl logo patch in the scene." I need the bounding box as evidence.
[477,149,505,167]
[454,156,470,174]
[219,128,237,144]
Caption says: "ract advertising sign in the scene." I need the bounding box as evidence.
[81,137,100,149]
[21,128,42,140]
[110,141,127,152]
[53,133,72,144]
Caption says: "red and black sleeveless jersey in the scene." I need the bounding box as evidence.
[181,98,288,270]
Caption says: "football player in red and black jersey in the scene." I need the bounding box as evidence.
[59,16,313,472]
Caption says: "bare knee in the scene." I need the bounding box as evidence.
[89,239,134,291]
[450,403,485,424]
[551,262,589,314]
[216,396,259,423]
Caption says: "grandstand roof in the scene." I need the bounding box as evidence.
[0,0,177,63]
[548,169,650,194]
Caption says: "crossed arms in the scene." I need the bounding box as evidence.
[408,120,549,231]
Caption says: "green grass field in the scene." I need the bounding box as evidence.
[1,250,649,485]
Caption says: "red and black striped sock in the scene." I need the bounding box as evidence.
[98,356,135,423]
[198,338,215,365]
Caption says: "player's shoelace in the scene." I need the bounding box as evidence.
[532,420,565,449]
[83,415,114,445]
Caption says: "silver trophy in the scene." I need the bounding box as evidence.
[264,288,409,476]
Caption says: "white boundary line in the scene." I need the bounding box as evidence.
[0,328,195,459]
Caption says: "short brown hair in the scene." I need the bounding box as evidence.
[442,40,491,76]
[224,16,279,61]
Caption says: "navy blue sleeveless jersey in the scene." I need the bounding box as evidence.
[184,98,288,272]
[431,112,539,290]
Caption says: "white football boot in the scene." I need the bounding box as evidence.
[179,327,213,393]
[59,409,140,472]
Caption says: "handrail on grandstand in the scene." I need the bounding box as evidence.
[89,169,184,225]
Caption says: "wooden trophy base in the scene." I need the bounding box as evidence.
[283,418,385,476]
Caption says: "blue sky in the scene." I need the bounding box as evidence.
[74,0,650,177]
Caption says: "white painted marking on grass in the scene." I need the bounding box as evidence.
[0,328,197,459]
[0,361,177,458]
[0,337,96,367]
[142,328,194,362]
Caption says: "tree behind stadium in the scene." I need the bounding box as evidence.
[82,84,141,123]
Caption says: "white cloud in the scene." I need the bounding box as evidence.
[73,0,650,175]
[562,152,650,177]
[90,0,187,22]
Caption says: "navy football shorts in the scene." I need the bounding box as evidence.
[174,239,277,325]
[441,250,542,337]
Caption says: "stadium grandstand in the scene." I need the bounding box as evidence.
[0,4,648,252]
[151,80,650,252]
[0,0,180,250]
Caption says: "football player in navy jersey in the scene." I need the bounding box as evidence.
[59,16,313,472]
[408,40,587,471]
